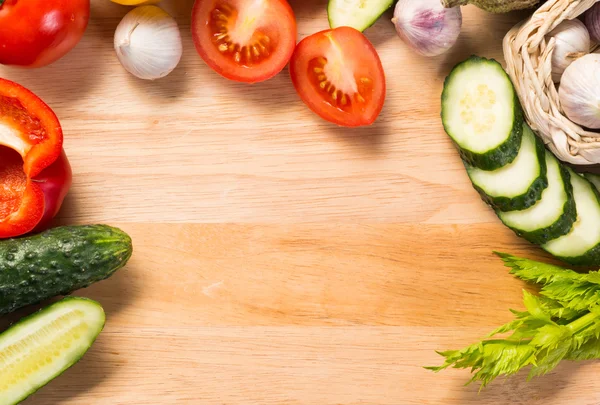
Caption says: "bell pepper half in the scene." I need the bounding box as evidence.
[0,78,72,239]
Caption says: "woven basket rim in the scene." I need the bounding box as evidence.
[503,0,599,165]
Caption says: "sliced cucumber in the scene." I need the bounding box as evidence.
[327,0,394,32]
[0,297,105,405]
[498,152,576,245]
[442,56,523,170]
[584,173,600,191]
[543,169,600,266]
[466,123,548,211]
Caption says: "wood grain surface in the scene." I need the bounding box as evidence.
[2,1,595,404]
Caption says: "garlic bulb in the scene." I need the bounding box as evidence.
[114,6,183,81]
[559,54,600,129]
[584,3,600,43]
[546,19,590,83]
[392,0,462,57]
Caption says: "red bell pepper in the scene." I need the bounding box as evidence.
[0,78,72,239]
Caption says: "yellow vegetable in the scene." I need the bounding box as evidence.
[111,0,159,6]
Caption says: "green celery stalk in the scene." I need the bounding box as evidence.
[427,254,600,387]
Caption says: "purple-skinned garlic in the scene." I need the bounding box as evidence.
[392,0,462,57]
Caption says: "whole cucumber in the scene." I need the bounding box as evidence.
[0,225,133,315]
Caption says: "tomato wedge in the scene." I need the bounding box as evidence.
[290,27,386,127]
[191,0,297,83]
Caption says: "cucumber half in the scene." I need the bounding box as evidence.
[498,152,576,245]
[442,56,523,170]
[543,169,600,266]
[466,123,548,211]
[327,0,394,32]
[0,297,105,405]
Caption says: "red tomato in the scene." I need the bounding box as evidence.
[290,27,386,127]
[0,0,90,68]
[191,0,297,83]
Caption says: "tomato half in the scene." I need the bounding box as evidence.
[0,0,90,68]
[191,0,297,83]
[290,27,386,127]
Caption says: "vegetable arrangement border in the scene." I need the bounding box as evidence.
[503,0,599,165]
[6,0,600,397]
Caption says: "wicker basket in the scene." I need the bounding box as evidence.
[503,0,599,165]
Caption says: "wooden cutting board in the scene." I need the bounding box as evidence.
[2,1,597,404]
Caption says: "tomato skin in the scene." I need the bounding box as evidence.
[191,0,297,83]
[0,0,90,68]
[290,27,386,128]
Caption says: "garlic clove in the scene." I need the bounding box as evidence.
[559,53,600,129]
[392,0,462,57]
[546,19,590,83]
[584,3,600,44]
[114,5,183,81]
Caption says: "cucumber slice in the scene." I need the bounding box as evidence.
[466,124,548,211]
[0,297,105,405]
[543,169,600,266]
[327,0,394,32]
[584,173,600,191]
[498,152,576,245]
[442,56,523,170]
